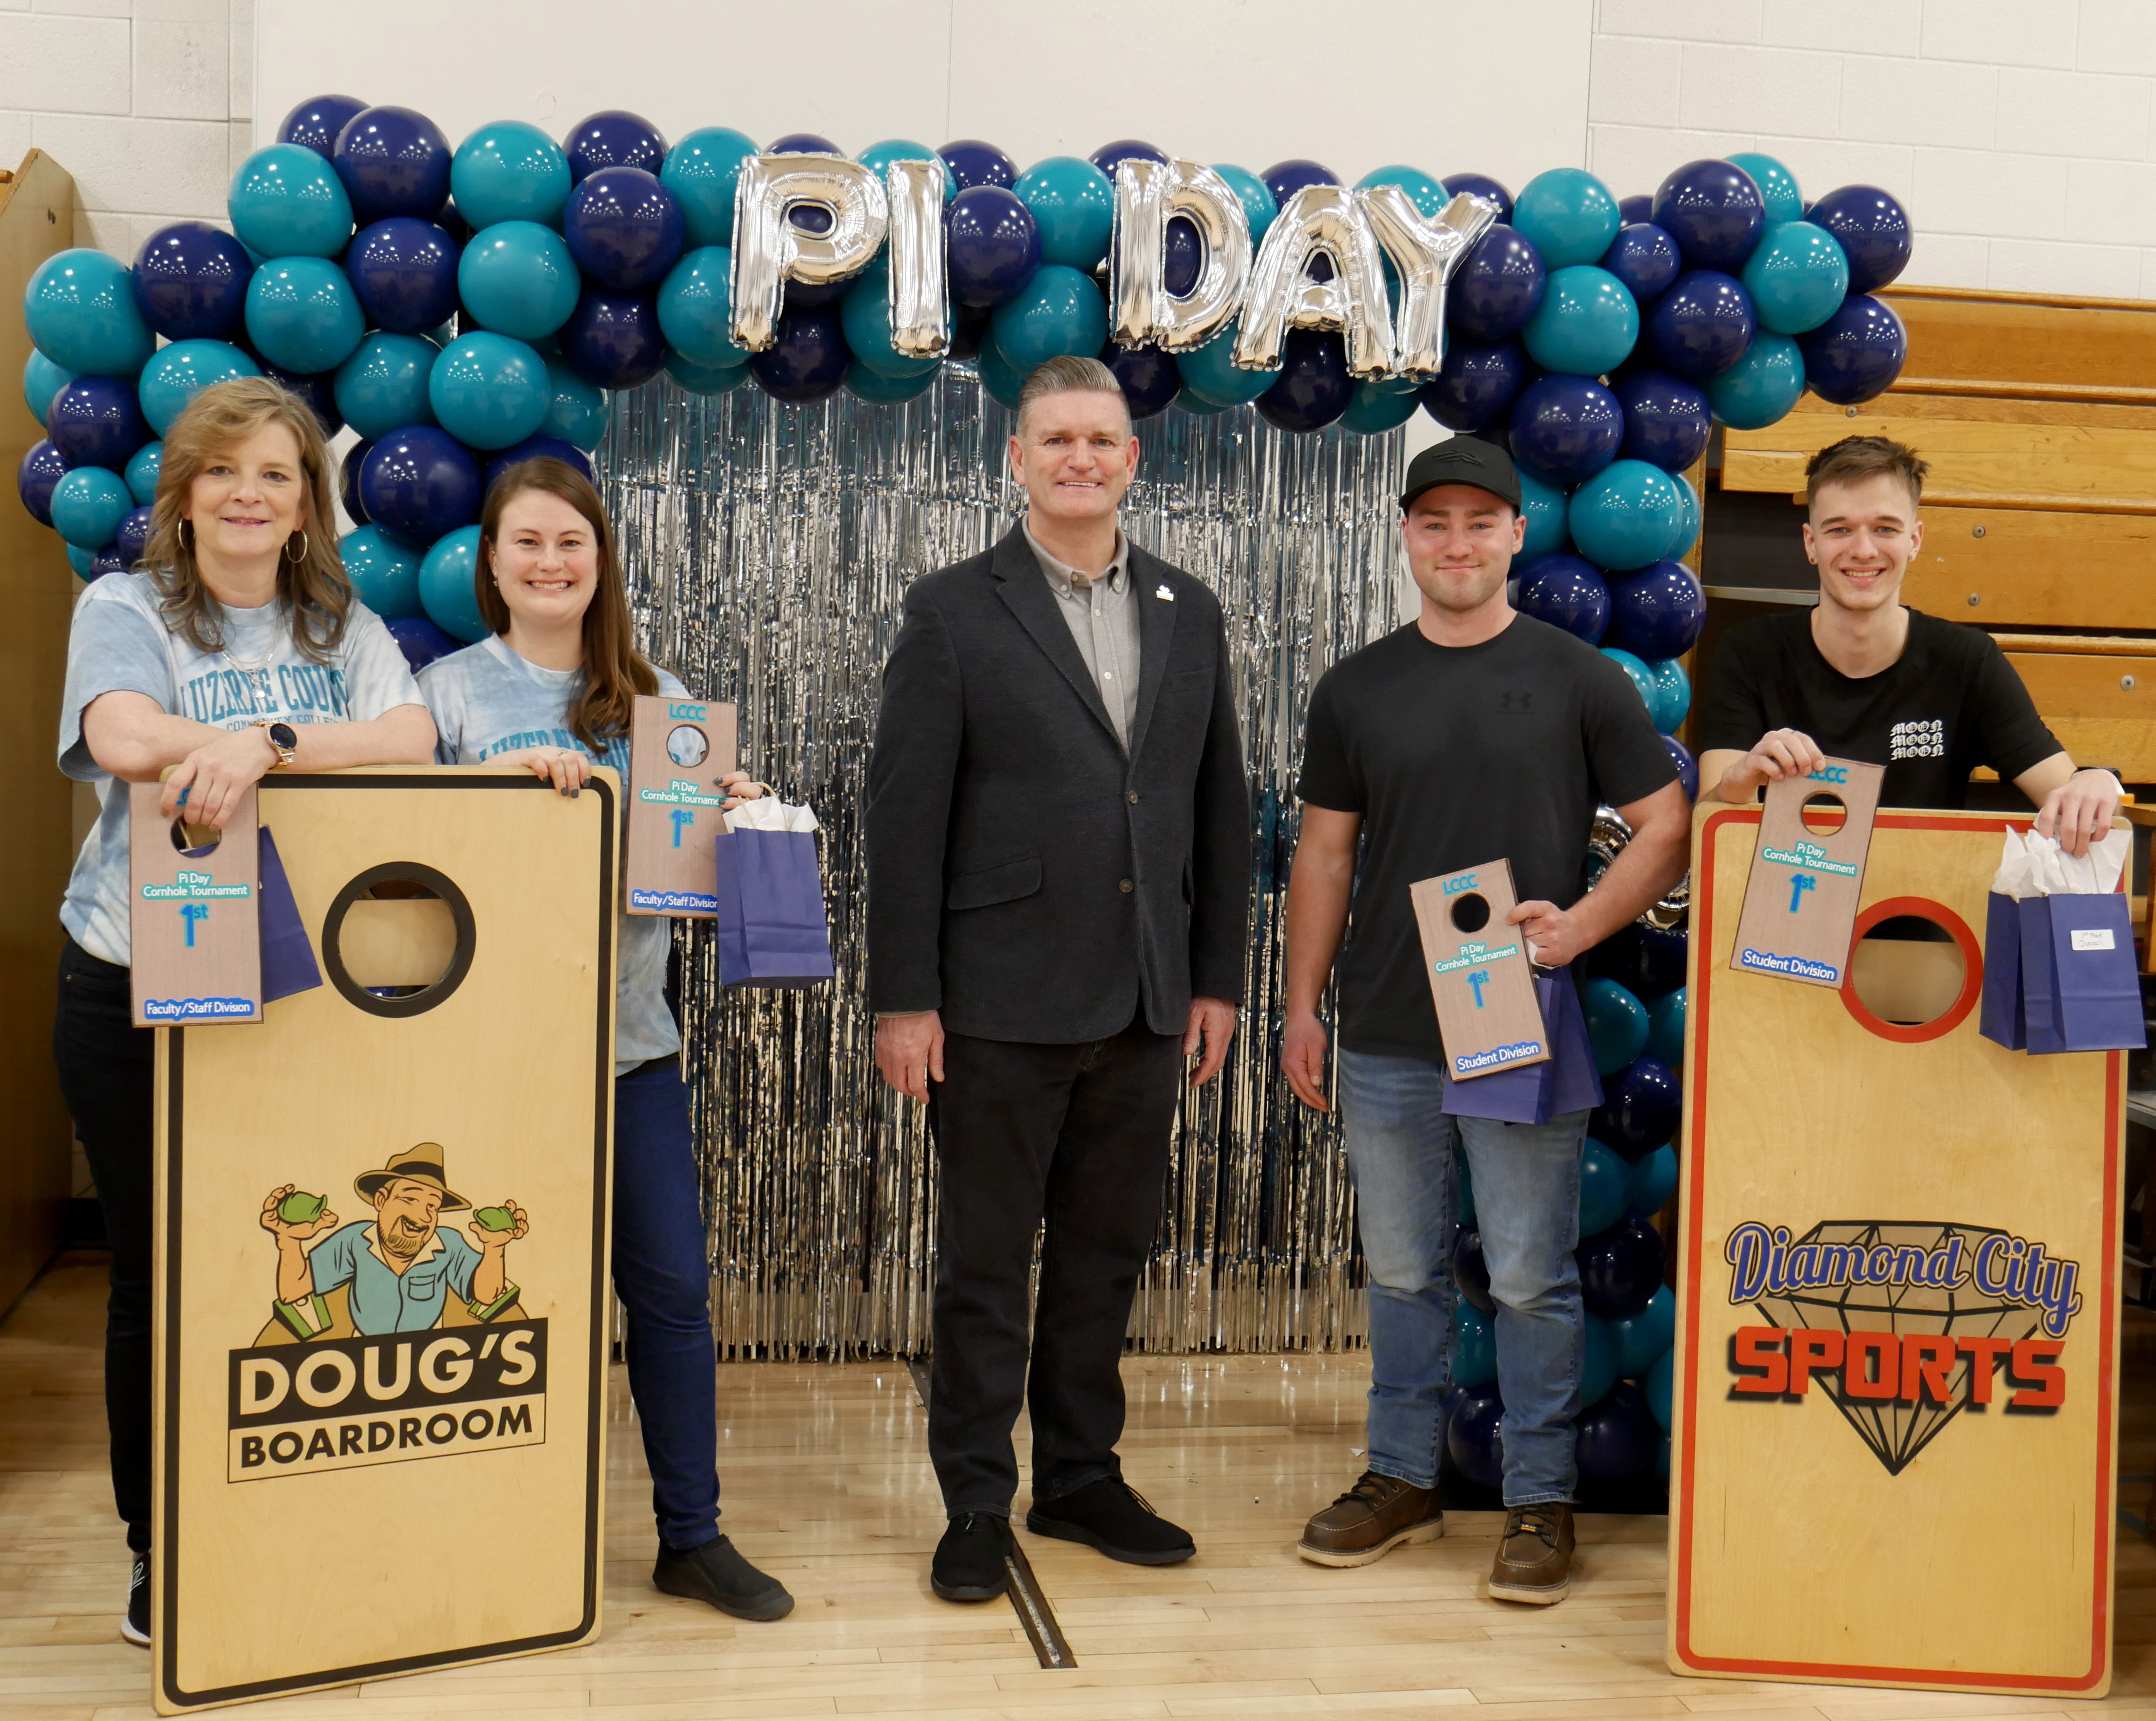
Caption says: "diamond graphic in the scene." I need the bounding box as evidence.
[1751,1221,2044,1476]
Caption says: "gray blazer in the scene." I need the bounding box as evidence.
[865,525,1251,1042]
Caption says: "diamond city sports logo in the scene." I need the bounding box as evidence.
[1722,1220,2081,1476]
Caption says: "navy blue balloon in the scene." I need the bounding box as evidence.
[1453,1227,1494,1315]
[1449,225,1546,341]
[1591,1057,1682,1163]
[749,307,850,403]
[279,93,368,159]
[1592,923,1688,1002]
[341,436,372,527]
[1651,159,1766,271]
[17,438,66,527]
[357,425,481,546]
[1261,159,1340,208]
[256,360,342,438]
[1613,368,1711,472]
[1103,341,1179,421]
[1648,269,1755,381]
[1798,293,1906,405]
[47,376,151,470]
[1514,552,1611,645]
[1601,223,1680,304]
[939,139,1019,194]
[1163,216,1201,297]
[767,131,839,155]
[1607,559,1706,659]
[117,504,153,567]
[132,222,252,340]
[436,200,473,246]
[565,167,685,293]
[1446,1387,1505,1491]
[91,545,127,579]
[484,436,592,497]
[1578,1215,1667,1319]
[560,287,665,390]
[345,217,459,335]
[1089,139,1167,177]
[1442,172,1513,225]
[948,302,993,360]
[947,186,1041,308]
[332,105,453,224]
[385,614,460,672]
[564,111,667,185]
[1806,184,1911,294]
[1256,329,1351,433]
[1618,194,1652,224]
[1576,1381,1661,1489]
[1509,374,1623,486]
[1666,734,1699,802]
[1421,337,1529,433]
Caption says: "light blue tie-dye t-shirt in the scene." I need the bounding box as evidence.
[419,633,690,1076]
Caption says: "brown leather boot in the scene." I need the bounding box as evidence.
[1298,1470,1445,1568]
[1489,1501,1574,1604]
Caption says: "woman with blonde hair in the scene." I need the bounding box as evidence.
[52,376,435,1646]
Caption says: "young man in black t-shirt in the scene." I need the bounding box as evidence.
[1700,435,2120,851]
[1282,438,1687,1605]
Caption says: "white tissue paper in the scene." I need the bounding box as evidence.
[1992,827,2128,898]
[724,796,819,834]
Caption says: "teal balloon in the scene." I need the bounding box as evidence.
[334,332,437,440]
[1583,978,1650,1076]
[244,256,363,373]
[1178,320,1280,406]
[666,351,750,395]
[1742,220,1849,335]
[67,544,98,577]
[1614,1285,1676,1378]
[845,360,939,404]
[1451,1299,1497,1389]
[1726,152,1804,226]
[1579,1138,1630,1239]
[1512,168,1621,268]
[451,121,571,230]
[137,339,260,436]
[1665,472,1700,561]
[989,264,1108,375]
[1354,164,1449,218]
[1456,1152,1476,1226]
[1340,377,1421,434]
[857,137,948,201]
[418,524,486,641]
[1645,986,1685,1067]
[340,523,423,619]
[49,465,131,549]
[1569,458,1681,573]
[458,221,579,341]
[228,143,353,259]
[1583,1313,1620,1405]
[1519,465,1570,559]
[1210,164,1277,242]
[429,332,549,450]
[1522,265,1637,377]
[124,440,163,506]
[24,250,154,377]
[976,336,1026,411]
[542,360,606,451]
[1645,1349,1673,1432]
[1176,383,1229,416]
[24,349,74,425]
[1602,645,1655,714]
[1707,332,1805,431]
[1628,1144,1679,1218]
[1015,156,1114,272]
[662,126,759,247]
[1646,655,1690,734]
[840,267,938,379]
[657,245,751,370]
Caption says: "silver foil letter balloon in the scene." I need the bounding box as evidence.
[1108,158,1252,353]
[729,153,891,351]
[883,156,950,360]
[1358,189,1499,380]
[1231,184,1394,377]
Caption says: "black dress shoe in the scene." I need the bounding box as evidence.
[932,1511,1010,1602]
[652,1534,795,1621]
[1026,1477,1195,1566]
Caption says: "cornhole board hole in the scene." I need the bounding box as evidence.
[151,767,619,1713]
[624,693,738,917]
[1670,805,2122,1697]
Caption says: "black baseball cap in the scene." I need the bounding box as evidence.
[1400,436,1522,514]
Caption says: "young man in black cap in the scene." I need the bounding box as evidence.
[1281,437,1688,1604]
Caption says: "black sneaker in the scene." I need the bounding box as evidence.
[931,1511,1010,1602]
[652,1535,794,1621]
[121,1551,149,1647]
[1026,1476,1195,1566]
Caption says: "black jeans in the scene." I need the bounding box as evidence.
[52,936,156,1554]
[925,1017,1183,1516]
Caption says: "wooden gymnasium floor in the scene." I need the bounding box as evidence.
[7,1254,2156,1721]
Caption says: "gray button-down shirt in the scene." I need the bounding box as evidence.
[1025,521,1140,751]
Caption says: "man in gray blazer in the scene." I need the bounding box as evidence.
[866,355,1251,1602]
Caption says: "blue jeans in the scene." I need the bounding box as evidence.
[1337,1047,1587,1506]
[613,1059,723,1550]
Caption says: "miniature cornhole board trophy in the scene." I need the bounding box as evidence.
[1671,803,2122,1697]
[1410,858,1548,1079]
[151,767,617,1713]
[1729,757,1884,988]
[624,693,738,916]
[129,783,261,1026]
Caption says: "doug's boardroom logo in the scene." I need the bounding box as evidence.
[1722,1220,2081,1475]
[226,1144,544,1483]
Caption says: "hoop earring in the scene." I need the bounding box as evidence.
[178,519,192,548]
[285,530,308,564]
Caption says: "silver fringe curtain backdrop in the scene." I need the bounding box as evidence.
[601,367,1408,1358]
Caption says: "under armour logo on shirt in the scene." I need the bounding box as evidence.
[1499,690,1534,713]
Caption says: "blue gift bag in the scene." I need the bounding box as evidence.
[712,826,835,989]
[1978,890,2025,1051]
[258,827,322,1003]
[1442,967,1605,1124]
[2019,892,2144,1055]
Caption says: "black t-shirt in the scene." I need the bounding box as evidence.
[1297,613,1679,1062]
[1700,608,2060,809]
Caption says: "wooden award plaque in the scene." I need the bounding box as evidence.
[129,783,261,1028]
[1409,857,1548,1081]
[1729,757,1884,989]
[623,693,738,917]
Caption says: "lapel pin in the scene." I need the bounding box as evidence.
[1155,584,1175,600]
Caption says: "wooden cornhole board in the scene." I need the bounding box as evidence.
[1670,805,2122,1697]
[624,693,738,917]
[151,767,618,1713]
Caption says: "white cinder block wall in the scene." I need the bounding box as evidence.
[1590,0,2156,299]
